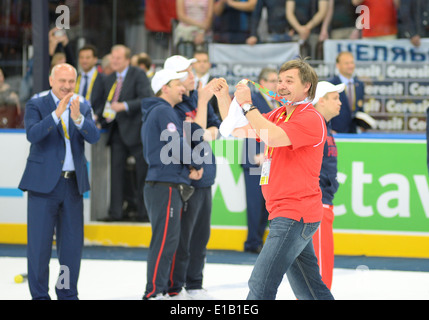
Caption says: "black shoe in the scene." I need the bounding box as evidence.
[244,245,262,254]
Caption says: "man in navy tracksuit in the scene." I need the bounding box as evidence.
[141,69,203,300]
[311,81,345,290]
[163,55,221,299]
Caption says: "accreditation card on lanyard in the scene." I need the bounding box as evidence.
[259,109,295,186]
[102,81,118,121]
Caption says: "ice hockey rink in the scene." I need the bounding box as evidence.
[1,244,429,300]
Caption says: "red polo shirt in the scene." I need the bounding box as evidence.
[259,102,327,223]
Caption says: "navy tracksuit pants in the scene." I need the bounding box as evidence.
[168,187,212,294]
[143,183,183,299]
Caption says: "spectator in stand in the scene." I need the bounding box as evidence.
[398,0,429,47]
[48,27,76,67]
[286,0,329,59]
[174,0,215,50]
[327,52,365,133]
[213,0,257,44]
[137,53,155,79]
[75,44,105,119]
[192,49,221,118]
[101,54,114,76]
[50,53,67,74]
[100,45,152,222]
[0,67,21,128]
[246,0,292,45]
[320,0,360,41]
[352,0,399,40]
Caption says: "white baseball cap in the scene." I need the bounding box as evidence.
[164,55,197,72]
[151,69,187,94]
[312,81,345,105]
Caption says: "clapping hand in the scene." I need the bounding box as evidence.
[70,96,81,122]
[55,92,74,119]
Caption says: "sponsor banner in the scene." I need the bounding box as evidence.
[208,42,300,94]
[206,42,427,133]
[2,133,427,234]
[309,60,428,133]
[208,136,429,236]
[323,38,429,63]
[333,136,429,234]
[1,132,428,256]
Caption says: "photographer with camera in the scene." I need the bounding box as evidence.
[48,27,76,67]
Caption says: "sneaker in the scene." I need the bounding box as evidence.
[146,293,169,300]
[169,291,191,300]
[186,289,214,300]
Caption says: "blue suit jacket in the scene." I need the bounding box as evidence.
[19,93,100,195]
[328,75,365,133]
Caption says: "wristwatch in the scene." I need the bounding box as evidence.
[73,114,83,124]
[242,103,257,116]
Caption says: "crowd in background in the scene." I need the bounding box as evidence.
[1,0,429,130]
[1,0,429,300]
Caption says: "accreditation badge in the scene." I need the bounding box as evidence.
[102,101,116,120]
[259,158,271,185]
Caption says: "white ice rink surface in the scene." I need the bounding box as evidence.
[1,257,429,300]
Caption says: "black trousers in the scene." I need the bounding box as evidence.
[109,127,148,219]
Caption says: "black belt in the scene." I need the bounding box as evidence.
[61,171,76,179]
[146,181,179,188]
[146,181,195,202]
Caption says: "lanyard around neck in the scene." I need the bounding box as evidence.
[239,78,309,106]
[264,107,296,158]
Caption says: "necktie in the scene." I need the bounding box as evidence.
[112,76,123,102]
[347,81,354,110]
[82,74,88,98]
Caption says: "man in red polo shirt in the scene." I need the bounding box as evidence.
[214,58,334,300]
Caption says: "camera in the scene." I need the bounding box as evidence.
[54,29,66,37]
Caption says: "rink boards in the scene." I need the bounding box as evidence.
[0,130,428,258]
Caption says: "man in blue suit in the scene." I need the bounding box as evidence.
[19,63,100,300]
[241,68,279,253]
[328,52,365,133]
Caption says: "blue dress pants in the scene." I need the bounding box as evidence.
[27,176,83,300]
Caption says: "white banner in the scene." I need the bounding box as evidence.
[208,42,300,64]
[324,39,429,64]
[208,43,300,93]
